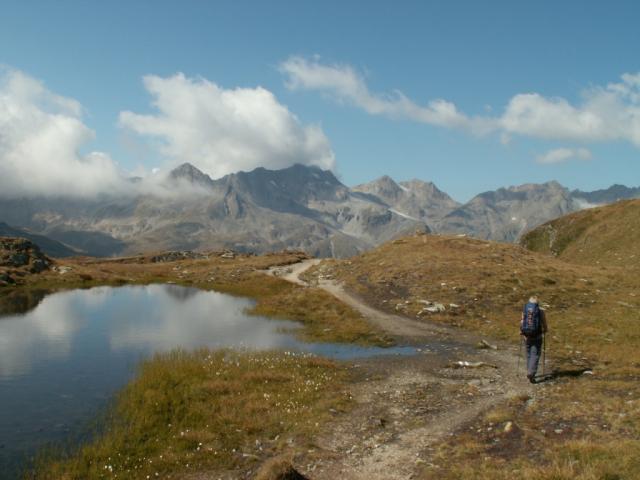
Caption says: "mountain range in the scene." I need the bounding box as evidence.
[0,163,638,258]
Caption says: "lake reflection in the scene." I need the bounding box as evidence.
[0,284,415,477]
[0,285,301,379]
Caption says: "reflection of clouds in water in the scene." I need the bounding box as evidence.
[78,286,113,306]
[109,285,299,352]
[0,289,106,377]
[0,285,301,378]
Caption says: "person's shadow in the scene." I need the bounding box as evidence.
[535,367,593,383]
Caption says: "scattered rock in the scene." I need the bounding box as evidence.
[271,267,293,277]
[220,250,236,259]
[149,251,209,263]
[477,339,498,350]
[420,303,446,314]
[503,421,513,433]
[451,361,498,369]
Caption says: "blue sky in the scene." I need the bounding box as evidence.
[1,0,639,201]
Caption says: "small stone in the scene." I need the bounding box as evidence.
[504,421,513,433]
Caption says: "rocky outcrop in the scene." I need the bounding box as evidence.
[0,237,52,285]
[149,251,210,263]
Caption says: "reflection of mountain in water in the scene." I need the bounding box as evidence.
[0,289,48,316]
[163,284,201,302]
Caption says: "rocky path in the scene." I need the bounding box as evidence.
[269,260,534,480]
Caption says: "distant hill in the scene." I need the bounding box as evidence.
[0,222,77,258]
[572,184,640,206]
[435,181,577,242]
[520,199,640,268]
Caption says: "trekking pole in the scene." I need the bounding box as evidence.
[517,335,523,375]
[542,333,547,378]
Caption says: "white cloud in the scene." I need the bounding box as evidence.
[280,56,495,135]
[119,73,335,179]
[280,56,640,147]
[0,68,126,197]
[536,147,592,165]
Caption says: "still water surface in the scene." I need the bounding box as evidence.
[0,284,415,477]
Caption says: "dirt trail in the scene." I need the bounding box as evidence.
[275,259,487,341]
[270,259,534,480]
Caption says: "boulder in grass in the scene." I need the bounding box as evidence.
[0,237,52,275]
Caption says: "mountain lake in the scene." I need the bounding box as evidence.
[0,284,417,477]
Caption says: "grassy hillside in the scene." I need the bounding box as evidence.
[520,199,640,269]
[307,233,638,366]
[306,232,640,479]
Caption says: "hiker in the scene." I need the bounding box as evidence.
[520,295,548,383]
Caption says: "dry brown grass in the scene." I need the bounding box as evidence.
[309,233,640,370]
[521,198,640,269]
[313,231,640,478]
[216,274,393,346]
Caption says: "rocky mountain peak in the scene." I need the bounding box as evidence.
[168,163,215,189]
[572,184,640,205]
[1,161,638,259]
[399,179,459,203]
[352,175,459,224]
[353,175,404,202]
[227,163,348,206]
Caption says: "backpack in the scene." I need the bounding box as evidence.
[521,302,542,337]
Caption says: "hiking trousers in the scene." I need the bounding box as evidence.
[525,335,543,377]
